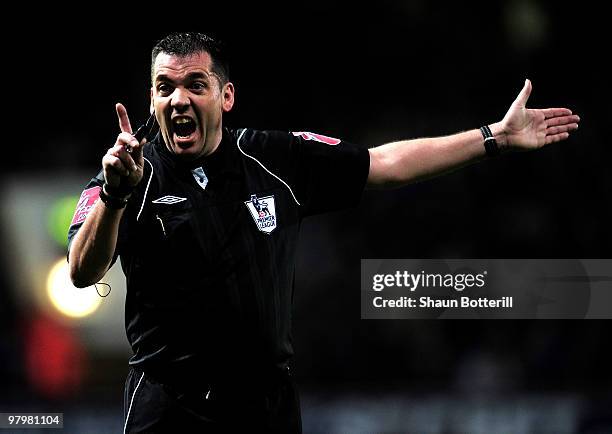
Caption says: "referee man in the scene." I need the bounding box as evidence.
[67,32,580,433]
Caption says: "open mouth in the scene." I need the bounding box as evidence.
[172,117,197,138]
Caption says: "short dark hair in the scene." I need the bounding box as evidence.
[151,32,229,85]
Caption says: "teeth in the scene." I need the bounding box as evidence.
[175,118,192,124]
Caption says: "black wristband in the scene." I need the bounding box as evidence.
[480,125,500,157]
[99,184,129,209]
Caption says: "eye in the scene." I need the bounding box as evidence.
[190,81,208,92]
[157,83,173,96]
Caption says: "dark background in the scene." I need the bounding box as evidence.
[1,2,610,432]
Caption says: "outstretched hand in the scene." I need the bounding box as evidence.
[498,79,580,150]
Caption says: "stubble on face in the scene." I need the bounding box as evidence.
[152,51,225,161]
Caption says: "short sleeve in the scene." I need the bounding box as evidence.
[237,129,370,217]
[289,131,370,216]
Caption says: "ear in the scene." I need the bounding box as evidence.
[150,88,154,114]
[222,82,235,112]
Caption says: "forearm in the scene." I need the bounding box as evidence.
[367,122,506,188]
[68,199,124,287]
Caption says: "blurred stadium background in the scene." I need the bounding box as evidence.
[1,2,610,433]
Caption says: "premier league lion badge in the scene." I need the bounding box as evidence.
[245,194,277,234]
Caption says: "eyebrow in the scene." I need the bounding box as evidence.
[154,71,215,83]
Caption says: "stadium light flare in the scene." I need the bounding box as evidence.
[46,258,101,318]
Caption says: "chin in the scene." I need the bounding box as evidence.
[172,143,205,159]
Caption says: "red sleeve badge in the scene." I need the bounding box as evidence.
[70,186,101,226]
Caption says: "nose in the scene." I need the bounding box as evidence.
[170,87,190,112]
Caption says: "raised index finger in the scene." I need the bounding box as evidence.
[116,103,133,134]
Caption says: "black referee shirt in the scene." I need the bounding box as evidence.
[68,127,369,388]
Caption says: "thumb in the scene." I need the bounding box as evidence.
[513,78,532,108]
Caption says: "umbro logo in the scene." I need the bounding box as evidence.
[152,195,187,205]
